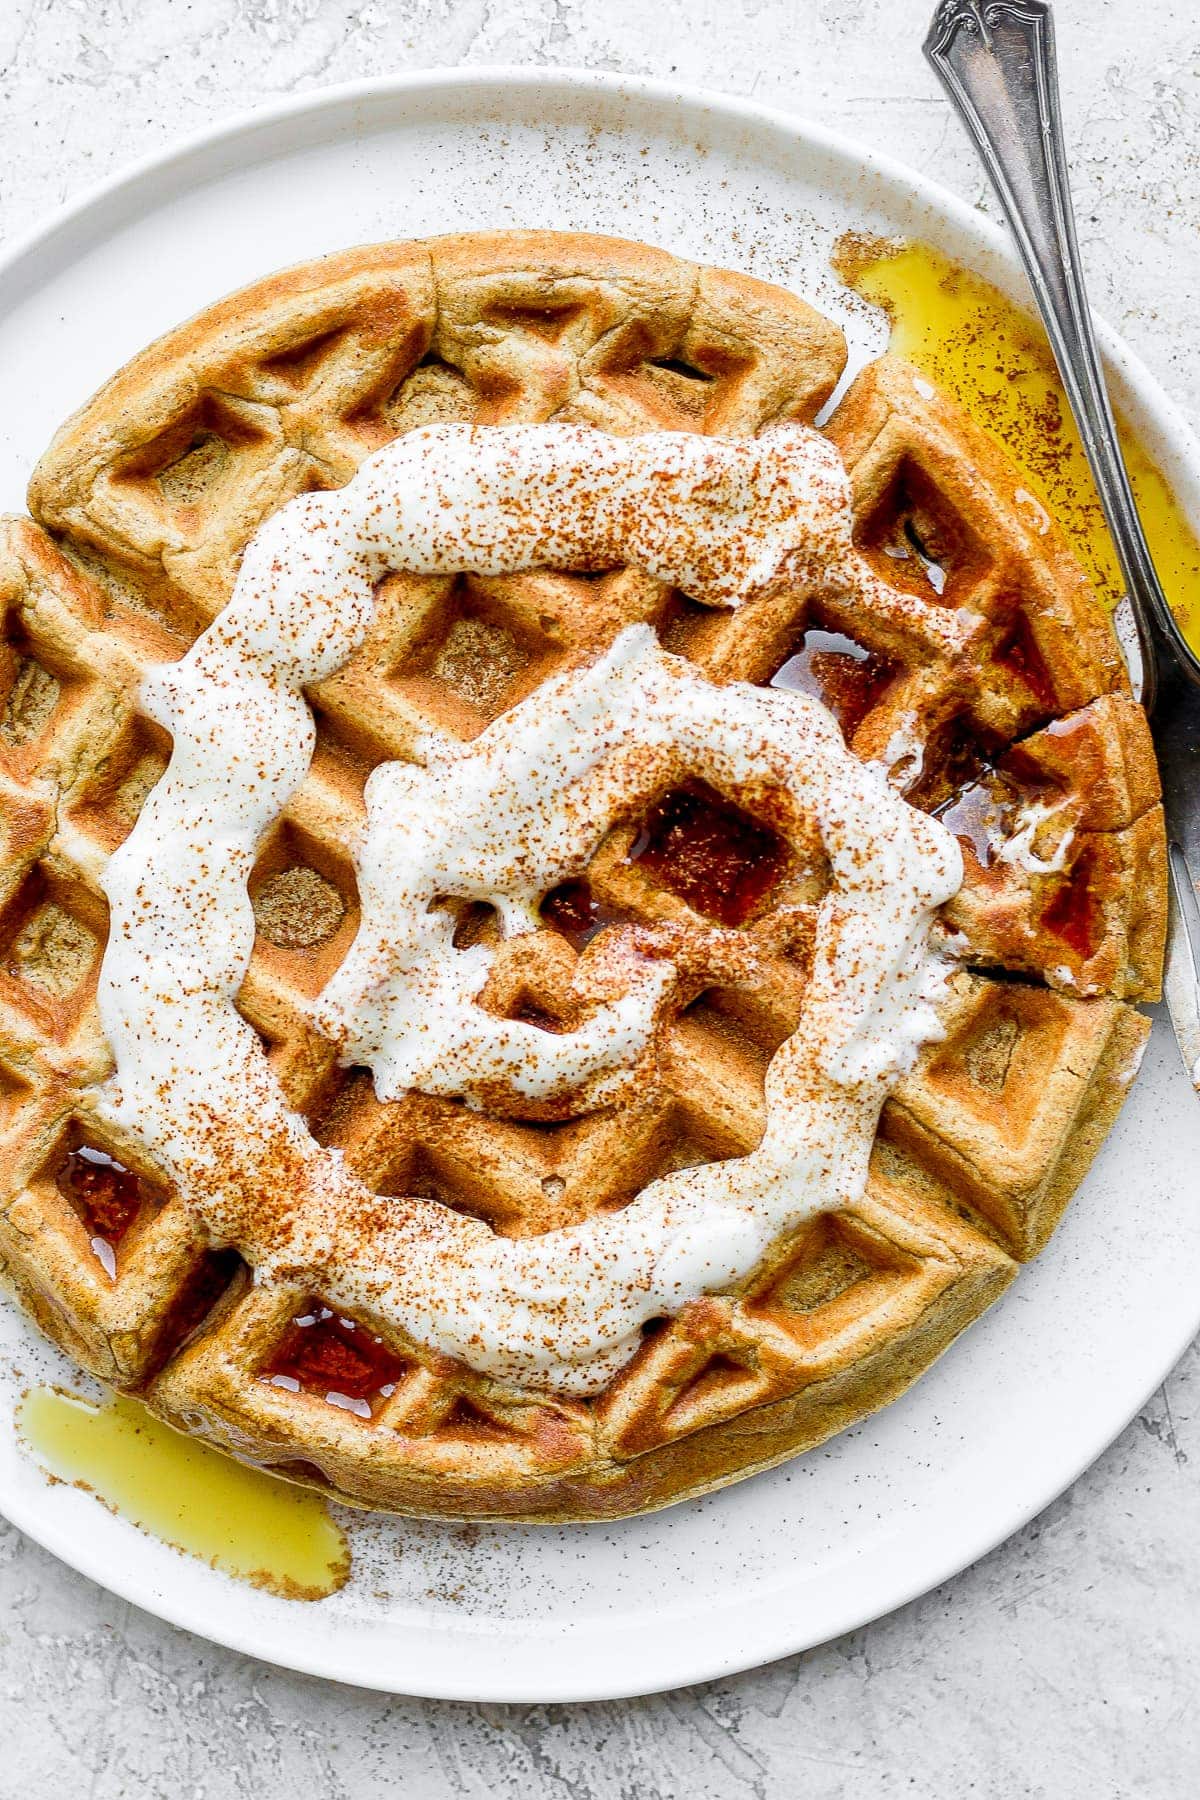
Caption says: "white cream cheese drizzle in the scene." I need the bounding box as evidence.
[316,626,943,1112]
[96,422,962,1394]
[995,796,1076,876]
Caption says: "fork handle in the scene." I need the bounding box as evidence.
[927,0,1200,1095]
[924,0,1199,710]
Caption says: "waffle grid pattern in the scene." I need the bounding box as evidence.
[0,232,1164,1519]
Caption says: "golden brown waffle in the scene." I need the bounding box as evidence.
[0,231,1165,1521]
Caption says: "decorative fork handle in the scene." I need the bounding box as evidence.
[926,0,1200,1095]
[924,0,1200,713]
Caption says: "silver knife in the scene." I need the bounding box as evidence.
[924,0,1200,1094]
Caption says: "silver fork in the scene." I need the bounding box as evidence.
[924,0,1200,1093]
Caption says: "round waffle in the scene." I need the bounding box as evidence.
[0,231,1166,1520]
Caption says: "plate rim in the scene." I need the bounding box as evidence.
[1,62,1197,1704]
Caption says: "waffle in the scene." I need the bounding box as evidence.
[0,231,1165,1521]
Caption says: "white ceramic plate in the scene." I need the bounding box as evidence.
[1,69,1198,1704]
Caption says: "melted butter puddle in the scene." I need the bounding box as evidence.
[833,234,1200,651]
[17,1386,349,1601]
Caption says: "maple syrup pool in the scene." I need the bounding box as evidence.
[17,1386,348,1601]
[833,235,1200,649]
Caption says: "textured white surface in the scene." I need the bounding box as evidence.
[2,0,1199,1791]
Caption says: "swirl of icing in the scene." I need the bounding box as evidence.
[96,423,961,1393]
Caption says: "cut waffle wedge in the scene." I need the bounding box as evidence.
[0,231,1165,1521]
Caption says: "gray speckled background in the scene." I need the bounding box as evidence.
[2,2,1198,1793]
